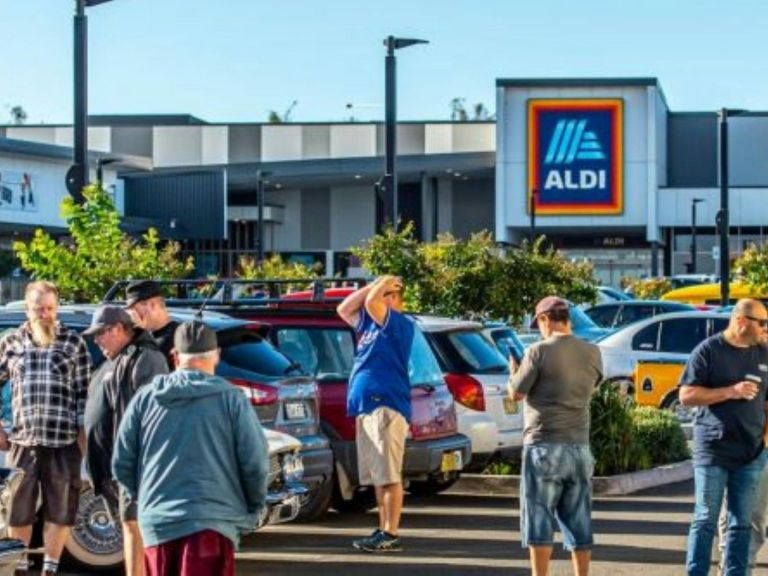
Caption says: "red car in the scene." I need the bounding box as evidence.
[110,279,472,510]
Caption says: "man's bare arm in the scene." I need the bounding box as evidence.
[337,279,380,327]
[365,276,401,326]
[507,355,526,401]
[679,381,759,406]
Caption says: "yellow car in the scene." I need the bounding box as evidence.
[661,282,768,307]
[633,358,686,411]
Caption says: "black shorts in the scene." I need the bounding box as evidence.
[8,443,82,527]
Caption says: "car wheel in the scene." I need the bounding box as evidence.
[295,477,333,522]
[407,473,459,496]
[661,391,695,424]
[64,486,123,570]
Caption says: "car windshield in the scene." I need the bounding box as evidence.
[444,329,508,374]
[569,305,600,331]
[489,328,525,363]
[275,327,355,381]
[218,327,300,380]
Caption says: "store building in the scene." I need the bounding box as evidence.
[3,77,768,283]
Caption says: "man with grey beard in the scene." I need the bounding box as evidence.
[0,281,92,576]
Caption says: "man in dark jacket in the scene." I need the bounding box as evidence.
[124,280,179,370]
[83,305,168,576]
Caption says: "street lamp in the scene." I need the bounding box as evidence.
[256,170,273,262]
[96,156,121,184]
[717,108,747,306]
[67,0,116,204]
[381,35,428,232]
[529,188,539,245]
[690,198,705,274]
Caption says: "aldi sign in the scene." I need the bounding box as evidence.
[528,99,623,215]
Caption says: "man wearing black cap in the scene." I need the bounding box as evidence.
[83,305,168,576]
[508,296,603,576]
[124,280,179,370]
[112,321,269,576]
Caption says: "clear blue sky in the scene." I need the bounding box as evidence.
[2,0,767,124]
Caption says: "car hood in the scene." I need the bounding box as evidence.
[264,429,302,454]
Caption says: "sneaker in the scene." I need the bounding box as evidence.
[353,530,403,553]
[352,528,382,550]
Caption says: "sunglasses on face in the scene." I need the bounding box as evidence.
[744,314,768,328]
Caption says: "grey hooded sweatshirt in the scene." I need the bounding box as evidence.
[112,369,269,547]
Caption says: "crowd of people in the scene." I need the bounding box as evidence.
[0,276,765,576]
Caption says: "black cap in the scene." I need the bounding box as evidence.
[83,305,133,336]
[174,320,218,354]
[125,280,163,308]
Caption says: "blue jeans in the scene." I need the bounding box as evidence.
[687,452,768,576]
[521,443,594,551]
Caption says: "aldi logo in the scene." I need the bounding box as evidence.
[528,99,623,215]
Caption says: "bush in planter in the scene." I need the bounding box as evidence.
[590,382,651,476]
[632,406,690,466]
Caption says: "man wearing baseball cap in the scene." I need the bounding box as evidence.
[83,305,168,576]
[112,321,269,576]
[508,296,603,576]
[124,280,179,370]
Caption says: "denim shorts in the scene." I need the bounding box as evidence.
[521,443,594,551]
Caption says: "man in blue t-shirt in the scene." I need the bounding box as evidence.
[678,299,768,575]
[338,275,415,553]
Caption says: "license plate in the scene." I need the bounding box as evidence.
[284,401,307,420]
[441,450,463,472]
[503,397,519,415]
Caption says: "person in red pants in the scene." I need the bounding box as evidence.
[112,320,269,576]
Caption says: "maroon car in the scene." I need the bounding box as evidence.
[106,279,471,510]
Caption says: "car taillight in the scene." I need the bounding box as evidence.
[230,378,279,406]
[444,373,486,411]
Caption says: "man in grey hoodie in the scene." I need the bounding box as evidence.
[112,320,269,576]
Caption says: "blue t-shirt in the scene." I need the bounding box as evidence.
[347,308,415,422]
[679,333,768,470]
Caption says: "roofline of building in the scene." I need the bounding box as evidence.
[495,77,661,88]
[0,119,496,129]
[0,137,153,170]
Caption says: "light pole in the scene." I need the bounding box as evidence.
[529,188,539,245]
[256,170,272,262]
[67,0,116,204]
[382,35,428,232]
[96,156,120,185]
[690,198,704,274]
[717,108,747,306]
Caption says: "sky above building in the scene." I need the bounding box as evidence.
[2,0,767,124]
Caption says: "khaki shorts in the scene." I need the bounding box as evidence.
[8,443,82,527]
[356,407,408,486]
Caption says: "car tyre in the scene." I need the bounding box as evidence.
[295,477,333,522]
[64,485,123,570]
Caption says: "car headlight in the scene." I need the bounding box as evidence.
[281,452,304,484]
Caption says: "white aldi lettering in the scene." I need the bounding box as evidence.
[544,169,607,190]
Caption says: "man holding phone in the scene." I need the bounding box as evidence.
[679,299,768,575]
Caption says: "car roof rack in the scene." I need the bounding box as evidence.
[103,277,371,308]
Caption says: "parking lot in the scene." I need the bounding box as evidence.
[229,480,767,576]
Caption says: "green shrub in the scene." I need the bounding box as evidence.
[632,406,690,466]
[590,383,651,475]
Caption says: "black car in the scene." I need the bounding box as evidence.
[0,305,332,567]
[584,300,696,330]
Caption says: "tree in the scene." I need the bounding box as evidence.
[8,105,27,125]
[267,100,298,123]
[734,243,768,290]
[621,277,672,299]
[352,223,597,324]
[450,98,495,121]
[13,184,194,302]
[236,254,318,280]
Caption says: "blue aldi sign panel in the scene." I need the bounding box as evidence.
[528,99,623,215]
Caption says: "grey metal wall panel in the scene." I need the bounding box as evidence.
[228,125,262,163]
[124,170,225,240]
[301,187,330,249]
[667,113,717,187]
[302,126,330,158]
[111,127,153,157]
[728,117,768,186]
[452,177,495,238]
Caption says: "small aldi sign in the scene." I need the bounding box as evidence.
[527,99,623,215]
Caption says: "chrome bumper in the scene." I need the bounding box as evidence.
[257,483,308,528]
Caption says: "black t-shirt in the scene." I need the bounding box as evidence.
[152,320,180,371]
[679,333,768,469]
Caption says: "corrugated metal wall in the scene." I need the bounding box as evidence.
[124,170,226,240]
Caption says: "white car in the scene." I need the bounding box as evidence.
[598,311,729,388]
[415,316,523,470]
[0,428,305,571]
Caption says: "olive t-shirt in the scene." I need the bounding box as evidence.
[510,334,603,445]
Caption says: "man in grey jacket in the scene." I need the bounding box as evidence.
[112,320,268,576]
